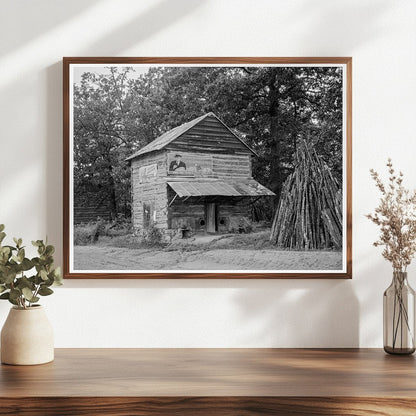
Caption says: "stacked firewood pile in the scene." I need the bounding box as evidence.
[270,140,342,250]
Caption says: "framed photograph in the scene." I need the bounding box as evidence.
[63,57,352,279]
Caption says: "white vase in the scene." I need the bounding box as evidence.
[1,305,54,365]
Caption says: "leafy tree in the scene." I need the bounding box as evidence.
[73,65,343,222]
[74,67,141,218]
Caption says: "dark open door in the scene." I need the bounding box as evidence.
[205,203,217,233]
[143,202,153,229]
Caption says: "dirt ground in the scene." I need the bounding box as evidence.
[74,245,342,271]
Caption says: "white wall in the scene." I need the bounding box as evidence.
[1,0,415,347]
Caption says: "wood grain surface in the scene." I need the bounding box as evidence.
[1,348,415,415]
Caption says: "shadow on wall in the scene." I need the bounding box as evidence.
[45,0,204,264]
[21,0,395,346]
[298,0,393,49]
[289,0,393,53]
[0,0,101,57]
[84,0,204,55]
[233,279,359,347]
[51,0,395,283]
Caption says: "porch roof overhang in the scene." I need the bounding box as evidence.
[167,179,275,198]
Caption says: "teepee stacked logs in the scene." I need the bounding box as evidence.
[270,140,342,250]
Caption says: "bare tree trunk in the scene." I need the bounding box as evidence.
[268,70,281,206]
[107,164,117,220]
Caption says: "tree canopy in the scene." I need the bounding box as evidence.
[73,65,343,221]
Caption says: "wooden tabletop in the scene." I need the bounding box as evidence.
[1,348,416,415]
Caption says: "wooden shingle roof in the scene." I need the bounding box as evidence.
[126,112,257,161]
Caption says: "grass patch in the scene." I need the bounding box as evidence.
[97,234,144,249]
[214,231,273,250]
[74,218,132,246]
[74,223,274,251]
[165,230,273,252]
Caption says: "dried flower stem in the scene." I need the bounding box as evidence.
[366,159,416,272]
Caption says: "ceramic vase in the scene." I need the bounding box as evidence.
[1,305,54,365]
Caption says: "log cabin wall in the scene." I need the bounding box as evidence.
[129,113,263,236]
[130,151,168,232]
[217,201,251,232]
[73,202,112,224]
[166,151,251,179]
[167,190,252,234]
[165,114,252,156]
[168,202,206,231]
[165,114,253,179]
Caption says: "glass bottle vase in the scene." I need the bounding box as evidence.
[383,271,415,355]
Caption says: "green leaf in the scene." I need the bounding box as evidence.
[0,252,8,266]
[17,276,35,290]
[31,257,40,266]
[22,287,35,301]
[32,240,43,247]
[34,274,43,285]
[17,248,25,263]
[21,258,34,271]
[0,285,6,294]
[5,245,17,251]
[42,276,54,287]
[45,245,55,256]
[0,246,10,255]
[52,267,63,285]
[9,288,21,301]
[2,271,17,284]
[51,266,61,278]
[0,224,5,232]
[39,269,48,281]
[0,291,17,306]
[38,287,53,296]
[0,232,6,244]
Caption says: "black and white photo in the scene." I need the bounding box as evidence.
[63,58,352,278]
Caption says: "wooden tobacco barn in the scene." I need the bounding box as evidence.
[126,113,275,237]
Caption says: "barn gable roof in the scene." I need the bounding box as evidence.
[126,112,257,161]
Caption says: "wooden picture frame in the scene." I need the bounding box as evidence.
[63,57,352,279]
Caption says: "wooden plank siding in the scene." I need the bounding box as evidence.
[131,151,169,232]
[165,115,253,155]
[167,151,252,179]
[167,191,252,233]
[73,204,112,224]
[129,114,264,234]
[168,203,206,231]
[212,154,251,178]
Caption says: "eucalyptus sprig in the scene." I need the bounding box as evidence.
[0,224,62,308]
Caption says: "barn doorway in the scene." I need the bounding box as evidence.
[143,202,154,229]
[205,202,217,233]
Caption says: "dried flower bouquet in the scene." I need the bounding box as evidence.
[367,159,416,353]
